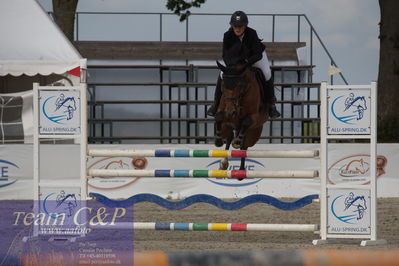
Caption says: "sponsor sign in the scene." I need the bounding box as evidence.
[327,189,370,235]
[327,88,371,135]
[328,154,387,185]
[88,157,147,190]
[40,188,84,236]
[39,90,80,134]
[205,158,265,187]
[0,159,19,188]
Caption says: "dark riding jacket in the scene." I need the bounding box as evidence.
[222,27,265,66]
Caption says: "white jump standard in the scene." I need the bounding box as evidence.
[32,82,386,246]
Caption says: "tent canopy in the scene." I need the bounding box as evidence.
[0,0,86,77]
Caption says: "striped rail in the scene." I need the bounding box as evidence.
[95,222,318,232]
[88,149,319,158]
[88,169,319,178]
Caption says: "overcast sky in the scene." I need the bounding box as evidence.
[38,0,380,84]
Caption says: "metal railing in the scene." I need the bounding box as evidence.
[68,11,348,84]
[48,11,347,84]
[87,67,321,144]
[47,11,346,143]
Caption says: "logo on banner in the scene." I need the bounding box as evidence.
[40,190,88,235]
[88,157,147,190]
[43,94,77,124]
[43,191,78,218]
[328,154,387,185]
[205,158,264,187]
[328,89,371,134]
[0,159,19,188]
[332,93,367,125]
[331,192,367,224]
[328,189,371,235]
[39,90,80,134]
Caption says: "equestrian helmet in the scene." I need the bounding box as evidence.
[229,11,248,27]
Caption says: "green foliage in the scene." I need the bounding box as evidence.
[166,0,207,21]
[302,122,320,143]
[378,113,399,142]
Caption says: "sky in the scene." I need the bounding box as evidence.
[38,0,380,85]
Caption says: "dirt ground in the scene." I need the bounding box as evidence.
[133,198,399,251]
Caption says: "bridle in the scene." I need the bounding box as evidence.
[222,74,248,102]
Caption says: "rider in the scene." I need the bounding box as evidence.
[207,10,280,118]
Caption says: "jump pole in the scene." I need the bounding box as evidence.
[95,222,318,232]
[88,169,319,179]
[88,149,319,158]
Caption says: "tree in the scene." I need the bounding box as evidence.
[52,0,207,41]
[166,0,206,21]
[52,0,78,41]
[377,0,399,142]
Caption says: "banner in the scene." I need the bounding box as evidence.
[0,143,398,199]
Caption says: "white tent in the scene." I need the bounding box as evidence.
[0,0,86,143]
[0,0,86,77]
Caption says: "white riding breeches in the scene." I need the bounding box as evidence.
[253,51,272,81]
[219,51,272,81]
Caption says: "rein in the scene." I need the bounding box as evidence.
[222,76,249,116]
[221,65,251,107]
[224,96,240,101]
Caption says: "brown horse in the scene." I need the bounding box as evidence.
[214,61,269,171]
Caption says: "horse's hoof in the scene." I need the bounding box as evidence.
[232,137,242,149]
[232,141,241,149]
[219,160,229,170]
[215,138,223,147]
[237,178,244,181]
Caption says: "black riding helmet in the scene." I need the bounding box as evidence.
[229,11,248,27]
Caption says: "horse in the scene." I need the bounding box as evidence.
[214,61,269,173]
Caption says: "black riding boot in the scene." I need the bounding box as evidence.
[207,76,222,117]
[264,78,281,118]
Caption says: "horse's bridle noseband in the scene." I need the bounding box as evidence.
[222,74,248,102]
[224,96,240,101]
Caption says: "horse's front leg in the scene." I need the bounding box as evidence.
[239,152,246,170]
[236,146,247,181]
[219,138,232,170]
[219,123,234,170]
[232,116,253,149]
[214,112,224,147]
